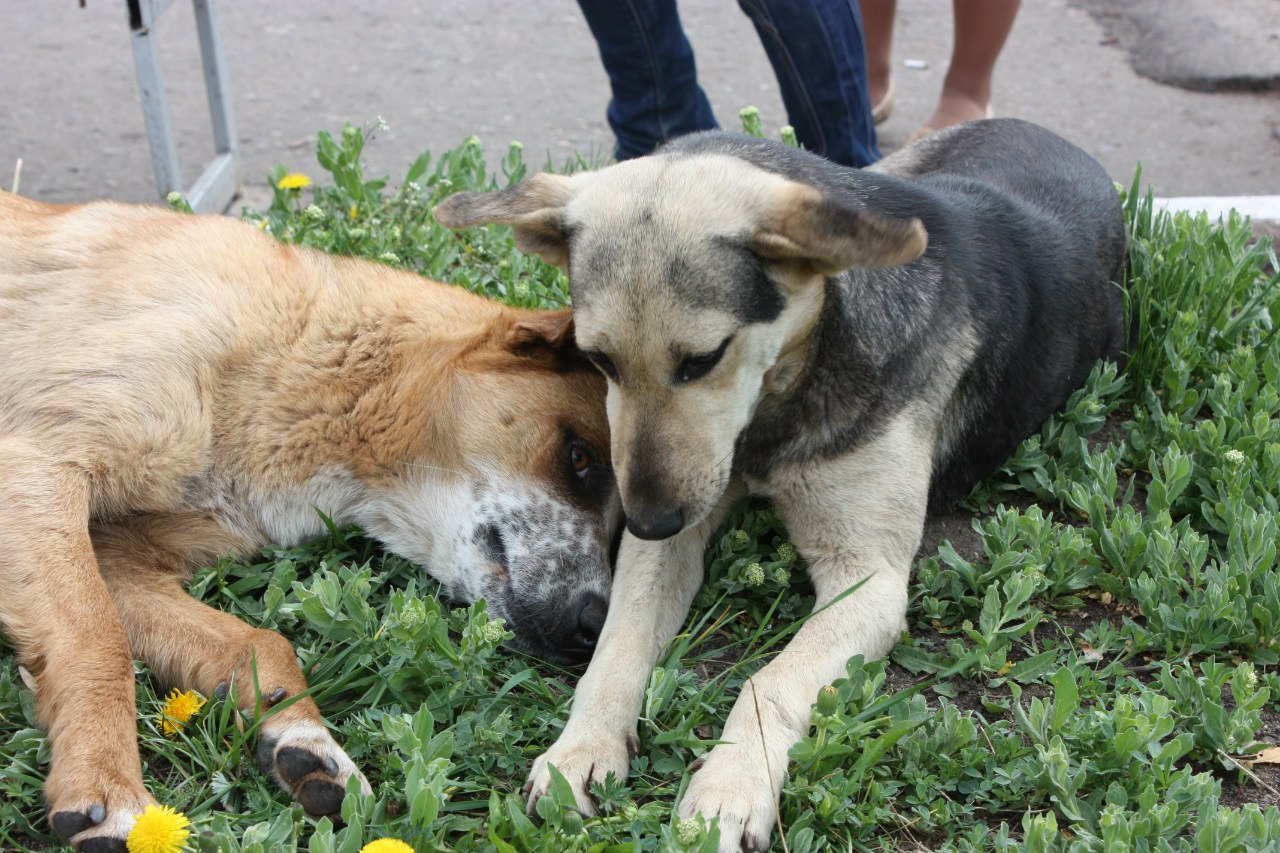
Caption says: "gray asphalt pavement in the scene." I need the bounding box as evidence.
[3,0,1278,210]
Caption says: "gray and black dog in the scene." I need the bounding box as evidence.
[437,118,1127,853]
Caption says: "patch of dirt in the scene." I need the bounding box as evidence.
[1252,221,1280,276]
[1219,705,1280,810]
[917,507,984,564]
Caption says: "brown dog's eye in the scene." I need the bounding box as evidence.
[570,443,591,478]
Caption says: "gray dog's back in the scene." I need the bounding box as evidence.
[666,121,1128,511]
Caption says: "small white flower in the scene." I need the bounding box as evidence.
[304,204,325,221]
[744,562,765,586]
[480,620,506,645]
[165,191,183,205]
[1224,448,1245,465]
[378,251,401,264]
[675,817,700,845]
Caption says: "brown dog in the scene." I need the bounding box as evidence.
[0,193,617,851]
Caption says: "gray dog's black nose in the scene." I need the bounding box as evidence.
[626,506,685,540]
[573,593,608,649]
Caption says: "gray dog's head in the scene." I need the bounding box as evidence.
[436,142,925,540]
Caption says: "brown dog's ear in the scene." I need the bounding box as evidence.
[504,309,585,369]
[753,182,927,276]
[435,173,583,269]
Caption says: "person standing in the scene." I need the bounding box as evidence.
[575,0,882,168]
[861,0,1021,142]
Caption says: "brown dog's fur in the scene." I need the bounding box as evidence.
[0,193,614,850]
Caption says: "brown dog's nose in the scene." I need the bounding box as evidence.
[626,506,685,540]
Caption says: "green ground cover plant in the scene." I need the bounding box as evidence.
[2,118,1279,852]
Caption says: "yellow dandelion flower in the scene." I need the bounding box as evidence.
[276,172,311,190]
[158,689,205,738]
[126,805,190,853]
[360,840,415,853]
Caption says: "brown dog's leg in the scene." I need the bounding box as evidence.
[0,442,153,852]
[92,515,370,819]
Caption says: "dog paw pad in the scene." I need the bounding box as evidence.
[79,836,128,853]
[258,720,370,817]
[52,809,100,842]
[298,779,345,818]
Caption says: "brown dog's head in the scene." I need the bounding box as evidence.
[327,301,619,664]
[436,142,925,540]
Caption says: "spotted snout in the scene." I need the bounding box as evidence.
[468,489,618,664]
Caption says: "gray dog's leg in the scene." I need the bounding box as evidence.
[678,412,932,852]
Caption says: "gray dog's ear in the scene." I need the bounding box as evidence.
[434,173,583,269]
[753,183,927,276]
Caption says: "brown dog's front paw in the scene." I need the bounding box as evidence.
[50,804,105,843]
[46,790,154,853]
[256,720,370,818]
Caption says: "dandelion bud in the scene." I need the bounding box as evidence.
[561,810,585,835]
[816,685,839,717]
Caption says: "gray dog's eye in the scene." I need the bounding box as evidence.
[586,352,619,382]
[675,335,733,383]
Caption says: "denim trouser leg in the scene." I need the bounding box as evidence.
[736,0,881,167]
[576,0,719,160]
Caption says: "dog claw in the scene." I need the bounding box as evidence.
[265,687,287,706]
[88,803,105,824]
[213,681,229,701]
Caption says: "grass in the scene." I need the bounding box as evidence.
[2,118,1280,852]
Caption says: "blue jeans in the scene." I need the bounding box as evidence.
[576,0,881,167]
